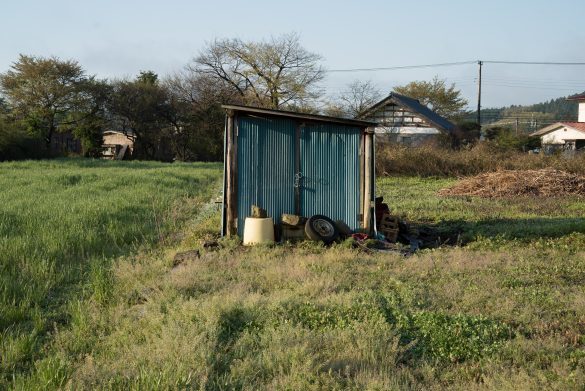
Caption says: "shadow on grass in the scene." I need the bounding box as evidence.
[411,217,585,247]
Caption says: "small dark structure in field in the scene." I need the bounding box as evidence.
[221,105,377,237]
[50,131,82,155]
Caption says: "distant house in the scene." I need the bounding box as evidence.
[531,93,585,153]
[102,130,134,160]
[358,92,455,146]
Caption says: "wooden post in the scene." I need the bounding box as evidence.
[359,132,365,224]
[363,129,373,234]
[225,110,238,236]
[477,60,484,140]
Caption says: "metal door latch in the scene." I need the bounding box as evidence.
[294,172,303,188]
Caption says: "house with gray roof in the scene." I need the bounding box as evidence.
[358,92,455,146]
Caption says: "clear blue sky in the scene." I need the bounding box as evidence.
[2,0,585,108]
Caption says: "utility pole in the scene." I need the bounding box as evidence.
[477,60,483,140]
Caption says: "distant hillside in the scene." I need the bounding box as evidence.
[467,93,582,134]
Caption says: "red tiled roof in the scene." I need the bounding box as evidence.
[560,122,585,132]
[567,92,585,101]
[531,121,585,136]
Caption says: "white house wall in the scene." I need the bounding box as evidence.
[374,126,441,135]
[541,126,585,144]
[366,103,426,126]
[579,102,585,122]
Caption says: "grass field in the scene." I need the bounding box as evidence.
[1,160,584,389]
[0,159,222,389]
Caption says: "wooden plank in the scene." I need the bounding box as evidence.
[359,131,365,225]
[363,130,373,234]
[225,111,238,236]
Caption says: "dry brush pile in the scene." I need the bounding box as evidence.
[439,169,585,198]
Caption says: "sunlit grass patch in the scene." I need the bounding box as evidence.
[0,158,221,387]
[3,163,584,389]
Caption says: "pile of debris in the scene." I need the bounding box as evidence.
[439,169,585,198]
[240,198,455,254]
[274,198,426,253]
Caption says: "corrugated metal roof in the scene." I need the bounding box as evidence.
[357,92,456,133]
[223,104,376,128]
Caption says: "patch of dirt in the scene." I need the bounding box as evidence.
[439,169,585,198]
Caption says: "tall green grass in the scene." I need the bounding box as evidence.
[0,159,221,386]
[2,160,584,389]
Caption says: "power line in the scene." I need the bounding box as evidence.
[326,60,585,73]
[480,82,585,91]
[327,61,476,73]
[483,60,585,66]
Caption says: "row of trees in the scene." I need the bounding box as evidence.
[0,56,237,160]
[0,33,473,161]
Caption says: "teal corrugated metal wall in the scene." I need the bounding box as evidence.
[300,124,361,228]
[236,115,363,236]
[237,116,296,236]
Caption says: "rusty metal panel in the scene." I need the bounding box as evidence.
[236,116,296,236]
[300,124,361,230]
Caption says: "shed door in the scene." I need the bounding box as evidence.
[299,124,362,229]
[237,116,296,236]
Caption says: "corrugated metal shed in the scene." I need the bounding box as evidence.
[222,104,376,238]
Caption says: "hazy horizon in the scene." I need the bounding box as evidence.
[2,0,585,109]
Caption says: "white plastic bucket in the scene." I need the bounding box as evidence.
[243,217,275,245]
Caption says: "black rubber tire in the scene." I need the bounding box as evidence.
[334,220,353,238]
[305,215,339,244]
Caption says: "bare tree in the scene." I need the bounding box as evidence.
[193,33,324,109]
[324,80,382,118]
[340,80,382,118]
[164,70,238,161]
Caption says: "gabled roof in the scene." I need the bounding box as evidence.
[222,104,376,128]
[567,92,585,101]
[357,92,456,133]
[530,122,585,136]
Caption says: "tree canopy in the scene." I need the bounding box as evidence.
[393,76,468,119]
[107,72,175,160]
[0,55,96,145]
[194,33,324,109]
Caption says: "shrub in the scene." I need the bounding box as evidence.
[376,143,585,177]
[0,119,47,161]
